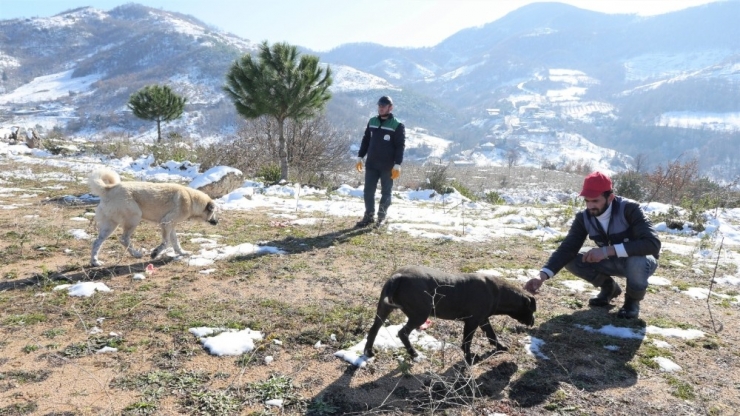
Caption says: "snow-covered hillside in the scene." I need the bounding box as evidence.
[2,2,740,179]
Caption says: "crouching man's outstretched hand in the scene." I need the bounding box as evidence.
[524,271,548,294]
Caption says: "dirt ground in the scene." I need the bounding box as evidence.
[1,165,739,416]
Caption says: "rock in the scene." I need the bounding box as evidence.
[25,128,43,149]
[190,166,243,198]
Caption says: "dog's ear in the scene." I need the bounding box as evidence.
[206,201,216,212]
[528,295,537,312]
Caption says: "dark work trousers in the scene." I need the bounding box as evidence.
[363,166,393,218]
[564,253,658,299]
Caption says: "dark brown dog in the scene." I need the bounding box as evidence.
[364,265,536,364]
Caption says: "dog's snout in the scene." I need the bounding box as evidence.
[209,219,218,225]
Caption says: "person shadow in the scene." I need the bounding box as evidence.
[508,307,644,408]
[242,224,375,258]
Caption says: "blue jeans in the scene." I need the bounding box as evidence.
[564,253,658,298]
[363,167,393,218]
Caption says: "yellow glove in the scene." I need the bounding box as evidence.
[391,164,401,180]
[355,158,364,172]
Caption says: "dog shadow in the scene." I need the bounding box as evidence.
[0,257,176,291]
[307,356,518,414]
[508,308,644,407]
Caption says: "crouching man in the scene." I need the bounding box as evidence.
[524,171,661,319]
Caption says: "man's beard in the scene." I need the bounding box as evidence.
[589,203,609,217]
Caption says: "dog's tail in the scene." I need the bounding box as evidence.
[88,167,121,196]
[381,273,404,307]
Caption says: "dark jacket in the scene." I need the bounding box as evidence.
[544,196,661,275]
[358,114,405,171]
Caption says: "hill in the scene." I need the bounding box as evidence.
[1,2,740,179]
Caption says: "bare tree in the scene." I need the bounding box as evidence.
[645,156,700,205]
[506,148,520,169]
[633,153,649,173]
[196,115,351,185]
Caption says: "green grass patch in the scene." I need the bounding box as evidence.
[0,402,38,415]
[636,342,672,369]
[647,317,693,330]
[246,374,302,405]
[0,370,51,384]
[42,328,66,339]
[122,401,158,416]
[296,301,374,342]
[182,390,241,415]
[21,344,39,354]
[665,375,695,400]
[62,336,126,358]
[307,395,341,416]
[3,313,47,326]
[561,297,584,310]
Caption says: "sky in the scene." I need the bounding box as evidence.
[0,0,725,51]
[2,138,740,371]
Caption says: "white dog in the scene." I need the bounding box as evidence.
[88,167,219,266]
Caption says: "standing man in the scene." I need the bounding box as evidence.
[524,171,661,319]
[355,95,406,228]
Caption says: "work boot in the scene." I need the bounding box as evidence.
[617,289,645,319]
[588,277,622,306]
[617,296,640,319]
[375,214,386,227]
[355,214,374,228]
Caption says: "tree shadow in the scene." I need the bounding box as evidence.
[406,359,520,413]
[0,257,176,291]
[307,355,519,414]
[509,308,644,408]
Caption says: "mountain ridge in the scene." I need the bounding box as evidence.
[1,2,739,179]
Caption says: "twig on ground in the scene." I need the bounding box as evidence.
[706,235,724,335]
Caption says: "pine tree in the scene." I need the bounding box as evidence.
[224,41,332,181]
[127,85,186,142]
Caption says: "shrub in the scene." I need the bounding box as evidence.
[256,164,281,184]
[88,134,147,160]
[423,163,450,193]
[613,171,644,201]
[485,191,505,205]
[541,160,558,170]
[449,180,477,201]
[148,132,194,164]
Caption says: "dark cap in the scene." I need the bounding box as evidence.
[377,95,393,106]
[579,171,613,198]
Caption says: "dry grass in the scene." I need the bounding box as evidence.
[0,159,739,415]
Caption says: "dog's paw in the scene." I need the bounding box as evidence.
[175,250,192,257]
[131,250,144,259]
[91,260,103,267]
